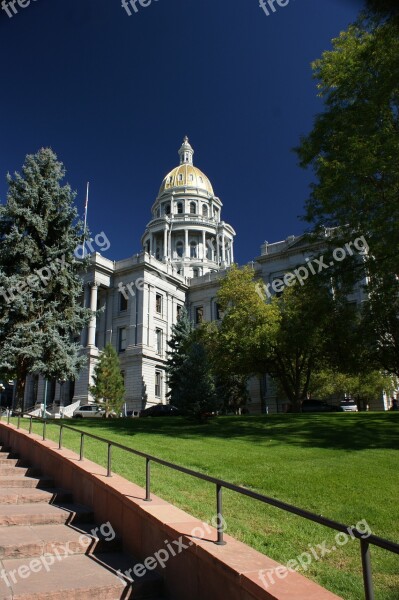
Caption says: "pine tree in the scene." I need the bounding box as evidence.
[166,306,193,403]
[89,344,125,417]
[0,148,92,410]
[166,307,217,420]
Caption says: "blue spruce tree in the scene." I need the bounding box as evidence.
[0,148,93,409]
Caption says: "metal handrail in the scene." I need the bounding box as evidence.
[2,412,398,600]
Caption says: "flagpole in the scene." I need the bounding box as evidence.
[83,182,89,259]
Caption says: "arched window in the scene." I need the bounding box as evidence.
[164,203,171,215]
[190,202,196,214]
[202,204,208,217]
[190,242,197,258]
[193,268,199,278]
[176,241,183,258]
[177,202,183,214]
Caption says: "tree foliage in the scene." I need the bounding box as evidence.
[166,307,218,420]
[215,266,349,411]
[89,344,125,417]
[0,148,92,409]
[296,10,399,377]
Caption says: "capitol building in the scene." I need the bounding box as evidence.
[22,138,386,415]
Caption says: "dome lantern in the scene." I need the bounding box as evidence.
[178,136,194,165]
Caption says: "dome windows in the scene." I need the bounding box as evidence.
[202,205,208,217]
[177,202,183,214]
[176,241,184,258]
[190,202,196,214]
[190,242,197,258]
[164,203,171,215]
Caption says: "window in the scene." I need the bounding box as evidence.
[214,207,219,219]
[118,327,127,352]
[193,268,199,278]
[189,174,194,181]
[178,174,183,182]
[195,306,203,324]
[215,303,222,320]
[156,247,160,260]
[190,242,197,258]
[155,371,161,397]
[176,305,182,320]
[156,207,161,218]
[176,241,183,258]
[119,291,128,312]
[164,203,171,215]
[156,293,162,314]
[202,204,208,217]
[190,202,196,214]
[155,328,163,355]
[177,202,183,214]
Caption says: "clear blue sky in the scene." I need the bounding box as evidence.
[0,0,365,264]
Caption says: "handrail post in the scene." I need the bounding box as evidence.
[361,539,374,600]
[7,410,10,425]
[216,484,226,545]
[145,458,152,501]
[79,433,84,461]
[42,419,46,441]
[29,417,33,434]
[59,425,63,450]
[17,413,20,429]
[107,443,112,477]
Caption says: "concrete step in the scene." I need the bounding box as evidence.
[0,487,73,505]
[0,522,122,559]
[0,465,40,476]
[0,474,54,489]
[0,458,31,467]
[0,552,163,599]
[0,503,93,527]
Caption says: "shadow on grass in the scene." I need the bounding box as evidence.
[67,413,399,452]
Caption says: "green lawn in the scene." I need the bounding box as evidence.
[6,413,399,600]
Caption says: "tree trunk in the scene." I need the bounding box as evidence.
[15,368,27,412]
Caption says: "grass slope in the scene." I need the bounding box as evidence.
[9,413,399,600]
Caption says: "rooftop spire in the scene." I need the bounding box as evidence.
[178,136,194,165]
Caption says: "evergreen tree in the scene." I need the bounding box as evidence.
[173,341,218,420]
[166,307,217,420]
[0,148,92,410]
[89,344,125,417]
[166,306,193,403]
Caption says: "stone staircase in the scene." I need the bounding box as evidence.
[0,445,165,600]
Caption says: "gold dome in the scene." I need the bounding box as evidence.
[159,164,214,196]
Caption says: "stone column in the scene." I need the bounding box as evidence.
[230,239,234,264]
[163,226,168,260]
[222,232,226,263]
[202,230,206,260]
[105,287,114,345]
[87,283,98,347]
[184,229,189,258]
